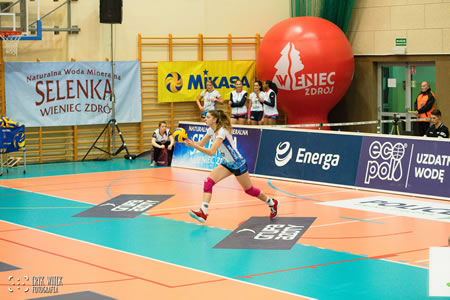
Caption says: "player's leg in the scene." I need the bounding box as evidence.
[230,115,238,124]
[235,170,280,219]
[151,142,162,166]
[253,111,264,126]
[165,141,174,166]
[189,165,232,223]
[268,117,276,125]
[238,115,247,125]
[202,164,233,204]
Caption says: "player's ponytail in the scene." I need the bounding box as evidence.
[209,110,232,133]
[265,80,278,94]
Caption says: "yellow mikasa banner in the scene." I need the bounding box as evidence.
[157,61,255,102]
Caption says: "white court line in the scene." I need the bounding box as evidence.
[298,189,361,197]
[311,216,398,228]
[0,184,430,275]
[415,259,429,263]
[0,219,314,299]
[0,184,398,225]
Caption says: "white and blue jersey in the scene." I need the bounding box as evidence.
[201,90,221,113]
[230,90,248,116]
[249,91,264,112]
[262,89,278,117]
[206,127,247,171]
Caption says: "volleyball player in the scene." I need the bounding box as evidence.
[248,80,265,125]
[229,80,248,125]
[151,121,175,166]
[262,80,279,125]
[184,109,279,223]
[196,80,224,121]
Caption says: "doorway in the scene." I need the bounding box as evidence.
[377,63,435,134]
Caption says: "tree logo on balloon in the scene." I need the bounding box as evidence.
[272,41,335,96]
[256,17,354,126]
[273,42,304,91]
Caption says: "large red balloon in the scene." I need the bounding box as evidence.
[256,17,354,126]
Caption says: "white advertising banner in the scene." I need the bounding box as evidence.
[429,247,450,297]
[5,61,142,127]
[318,196,450,223]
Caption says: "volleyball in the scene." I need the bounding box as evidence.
[172,128,188,143]
[13,131,25,149]
[0,116,20,128]
[165,72,183,93]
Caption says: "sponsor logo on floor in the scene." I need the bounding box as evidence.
[214,217,316,250]
[73,194,173,218]
[318,196,450,223]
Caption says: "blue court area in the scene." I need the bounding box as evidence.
[0,181,445,300]
[0,158,153,179]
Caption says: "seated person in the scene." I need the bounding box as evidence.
[424,109,449,139]
[151,121,175,166]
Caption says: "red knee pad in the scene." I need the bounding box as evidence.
[245,186,260,197]
[203,177,216,193]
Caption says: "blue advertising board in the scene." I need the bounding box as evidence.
[355,136,450,198]
[255,129,363,186]
[172,122,262,173]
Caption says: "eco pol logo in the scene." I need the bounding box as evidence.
[365,141,407,184]
[272,42,336,96]
[275,142,292,167]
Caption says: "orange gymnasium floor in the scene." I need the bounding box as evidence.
[0,159,448,299]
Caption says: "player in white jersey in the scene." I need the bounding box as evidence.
[196,80,223,121]
[184,110,280,223]
[262,80,279,125]
[229,80,248,125]
[248,80,265,125]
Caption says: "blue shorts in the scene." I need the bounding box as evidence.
[220,163,248,176]
[264,114,278,120]
[231,113,247,119]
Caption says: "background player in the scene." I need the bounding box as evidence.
[196,80,224,121]
[229,79,248,125]
[262,80,279,125]
[151,121,175,166]
[248,80,265,125]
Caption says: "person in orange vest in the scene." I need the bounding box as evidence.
[413,81,435,136]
